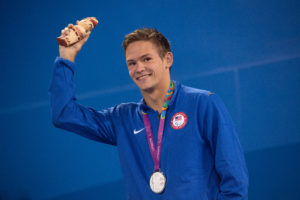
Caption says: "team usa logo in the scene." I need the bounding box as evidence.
[170,112,188,129]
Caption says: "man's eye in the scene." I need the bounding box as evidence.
[144,57,151,62]
[128,62,136,66]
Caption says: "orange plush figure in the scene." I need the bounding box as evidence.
[57,17,98,47]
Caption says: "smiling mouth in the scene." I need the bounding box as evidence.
[136,74,151,80]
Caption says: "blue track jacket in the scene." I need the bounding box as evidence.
[49,57,249,200]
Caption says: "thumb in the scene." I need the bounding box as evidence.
[84,32,91,40]
[82,32,90,42]
[76,32,90,46]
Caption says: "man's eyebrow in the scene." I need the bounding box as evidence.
[127,54,152,62]
[140,53,152,58]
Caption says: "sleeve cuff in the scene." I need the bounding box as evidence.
[54,56,76,73]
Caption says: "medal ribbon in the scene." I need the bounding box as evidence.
[142,81,175,171]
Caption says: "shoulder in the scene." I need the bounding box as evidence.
[180,84,214,97]
[178,83,216,104]
[94,102,139,122]
[107,102,139,115]
[116,102,139,110]
[174,82,233,124]
[177,83,225,109]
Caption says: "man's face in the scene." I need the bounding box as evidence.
[125,41,173,92]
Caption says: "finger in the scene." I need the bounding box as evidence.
[81,36,89,44]
[62,27,68,32]
[64,27,72,36]
[61,29,67,36]
[76,20,79,25]
[78,33,90,45]
[84,32,91,40]
[61,27,67,33]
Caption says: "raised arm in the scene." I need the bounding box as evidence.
[48,22,116,146]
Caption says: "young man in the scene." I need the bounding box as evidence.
[49,26,249,199]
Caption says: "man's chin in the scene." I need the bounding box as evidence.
[137,83,155,93]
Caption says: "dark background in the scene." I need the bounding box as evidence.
[0,0,299,199]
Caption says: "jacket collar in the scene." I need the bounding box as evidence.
[138,80,181,113]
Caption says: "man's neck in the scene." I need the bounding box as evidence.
[142,80,171,113]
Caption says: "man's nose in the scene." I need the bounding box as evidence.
[135,61,145,72]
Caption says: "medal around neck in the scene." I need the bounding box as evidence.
[149,171,166,194]
[143,81,174,194]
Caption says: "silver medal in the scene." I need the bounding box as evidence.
[149,171,166,194]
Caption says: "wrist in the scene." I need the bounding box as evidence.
[59,53,76,62]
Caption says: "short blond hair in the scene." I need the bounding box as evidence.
[122,28,171,59]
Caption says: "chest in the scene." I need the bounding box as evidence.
[117,105,209,164]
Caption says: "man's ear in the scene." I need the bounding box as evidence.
[164,52,173,69]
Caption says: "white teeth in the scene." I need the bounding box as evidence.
[137,74,150,80]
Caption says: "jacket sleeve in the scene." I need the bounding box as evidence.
[48,57,117,146]
[204,94,249,200]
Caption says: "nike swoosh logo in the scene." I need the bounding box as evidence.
[133,128,145,135]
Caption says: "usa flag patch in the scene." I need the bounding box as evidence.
[170,112,187,129]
